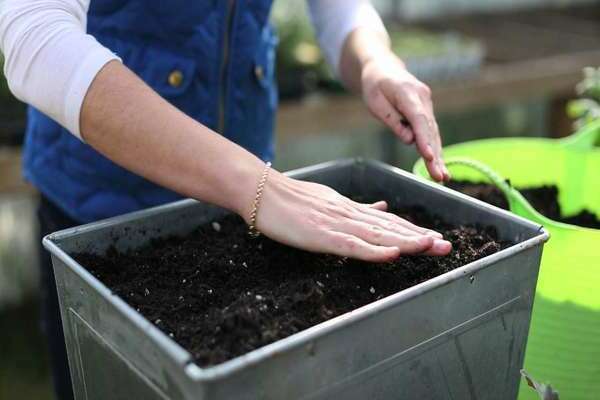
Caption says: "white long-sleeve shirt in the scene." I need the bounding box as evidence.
[0,0,387,140]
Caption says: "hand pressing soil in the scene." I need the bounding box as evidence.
[75,206,508,367]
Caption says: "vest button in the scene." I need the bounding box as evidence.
[168,70,184,88]
[254,65,264,81]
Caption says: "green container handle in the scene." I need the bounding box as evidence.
[444,157,558,228]
[560,118,600,151]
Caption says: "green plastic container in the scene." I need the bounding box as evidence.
[413,120,600,400]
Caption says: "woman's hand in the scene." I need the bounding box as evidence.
[339,28,449,182]
[250,171,452,262]
[361,53,450,182]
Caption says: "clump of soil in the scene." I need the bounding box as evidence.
[75,206,509,367]
[446,181,600,230]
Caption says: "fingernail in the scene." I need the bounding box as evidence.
[444,166,451,179]
[433,239,452,253]
[436,162,445,181]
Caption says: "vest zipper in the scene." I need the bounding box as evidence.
[218,0,236,135]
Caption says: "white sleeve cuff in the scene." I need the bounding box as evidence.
[307,0,389,76]
[64,45,120,140]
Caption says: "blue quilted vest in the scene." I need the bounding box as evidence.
[23,0,277,223]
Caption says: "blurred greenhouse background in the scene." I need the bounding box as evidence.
[1,0,600,398]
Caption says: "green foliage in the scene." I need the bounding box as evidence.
[567,67,600,129]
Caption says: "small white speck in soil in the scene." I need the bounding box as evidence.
[211,221,221,232]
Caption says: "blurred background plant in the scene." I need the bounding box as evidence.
[272,1,335,99]
[568,67,600,129]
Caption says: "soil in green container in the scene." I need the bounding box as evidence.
[75,206,508,367]
[447,181,600,229]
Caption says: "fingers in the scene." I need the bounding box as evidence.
[357,201,444,239]
[366,90,415,144]
[357,208,439,239]
[332,218,434,254]
[363,60,448,181]
[422,239,453,256]
[376,78,447,182]
[419,92,450,181]
[327,232,401,262]
[392,91,445,182]
[317,199,452,260]
[369,200,388,211]
[352,200,453,257]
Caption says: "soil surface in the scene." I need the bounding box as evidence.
[76,206,508,367]
[447,181,600,229]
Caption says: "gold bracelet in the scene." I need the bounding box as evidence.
[248,162,272,238]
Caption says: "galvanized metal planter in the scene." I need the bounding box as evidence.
[44,159,548,400]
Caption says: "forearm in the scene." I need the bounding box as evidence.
[338,27,397,93]
[81,61,263,220]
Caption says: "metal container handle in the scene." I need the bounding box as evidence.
[444,157,553,227]
[560,118,600,151]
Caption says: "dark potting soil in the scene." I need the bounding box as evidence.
[446,181,600,230]
[75,207,509,367]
